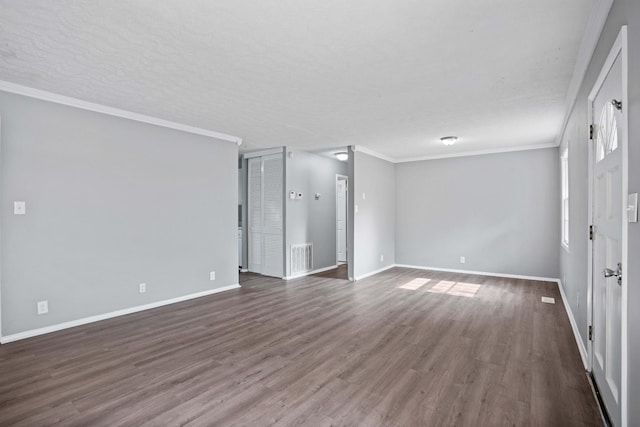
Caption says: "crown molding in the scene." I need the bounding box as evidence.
[393,142,557,163]
[0,80,243,145]
[555,0,614,146]
[353,142,556,164]
[352,145,396,163]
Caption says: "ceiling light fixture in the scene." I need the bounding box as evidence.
[335,152,349,161]
[440,136,458,146]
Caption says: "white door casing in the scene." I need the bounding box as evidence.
[587,26,628,427]
[247,154,284,278]
[247,157,263,274]
[336,175,347,263]
[261,154,284,278]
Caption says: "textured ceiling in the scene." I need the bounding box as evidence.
[0,0,593,160]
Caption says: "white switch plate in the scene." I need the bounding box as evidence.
[355,205,359,213]
[362,193,366,200]
[210,271,216,280]
[139,283,146,293]
[14,201,26,215]
[628,193,638,223]
[380,254,384,262]
[37,300,48,315]
[460,256,466,264]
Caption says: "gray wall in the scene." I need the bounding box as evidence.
[0,92,238,337]
[395,148,560,278]
[353,150,395,279]
[285,149,347,276]
[559,2,640,424]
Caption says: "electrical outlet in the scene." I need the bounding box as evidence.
[210,271,216,281]
[37,300,48,315]
[380,254,384,262]
[139,283,146,293]
[460,256,466,264]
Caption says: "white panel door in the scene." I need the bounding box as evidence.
[261,154,283,278]
[591,53,623,427]
[247,157,262,274]
[336,177,347,263]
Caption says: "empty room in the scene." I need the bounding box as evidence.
[0,1,638,426]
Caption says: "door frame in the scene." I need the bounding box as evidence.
[0,116,3,341]
[586,25,628,426]
[335,174,348,264]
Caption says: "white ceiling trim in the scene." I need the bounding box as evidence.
[354,142,557,164]
[555,0,614,146]
[394,143,558,163]
[0,80,243,145]
[243,147,285,159]
[352,145,397,163]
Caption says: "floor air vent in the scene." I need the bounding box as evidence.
[291,243,313,275]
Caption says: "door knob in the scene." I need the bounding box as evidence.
[603,262,622,285]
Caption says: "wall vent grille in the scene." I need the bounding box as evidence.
[291,243,313,275]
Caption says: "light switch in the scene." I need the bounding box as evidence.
[355,204,359,213]
[628,193,638,223]
[362,193,366,200]
[14,201,26,215]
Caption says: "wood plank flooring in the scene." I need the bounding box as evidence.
[0,267,601,426]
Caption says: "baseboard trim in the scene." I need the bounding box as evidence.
[354,264,395,281]
[0,284,241,344]
[557,279,589,369]
[284,265,338,280]
[393,264,559,283]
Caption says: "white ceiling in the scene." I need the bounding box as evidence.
[0,0,594,160]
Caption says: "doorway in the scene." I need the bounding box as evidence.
[336,175,348,264]
[247,151,284,278]
[587,26,628,427]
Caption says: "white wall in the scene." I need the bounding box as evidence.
[0,91,238,337]
[395,148,560,278]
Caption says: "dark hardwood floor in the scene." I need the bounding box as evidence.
[311,264,349,280]
[0,267,601,426]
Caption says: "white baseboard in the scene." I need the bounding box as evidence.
[0,284,241,344]
[354,264,395,281]
[240,269,249,273]
[284,265,338,280]
[557,279,589,369]
[394,264,559,283]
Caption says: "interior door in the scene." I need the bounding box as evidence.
[591,53,623,427]
[336,177,347,263]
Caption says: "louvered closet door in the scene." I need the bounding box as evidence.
[261,154,284,278]
[247,157,262,273]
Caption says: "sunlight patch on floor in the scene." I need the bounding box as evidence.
[398,278,430,290]
[428,280,456,293]
[427,280,481,298]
